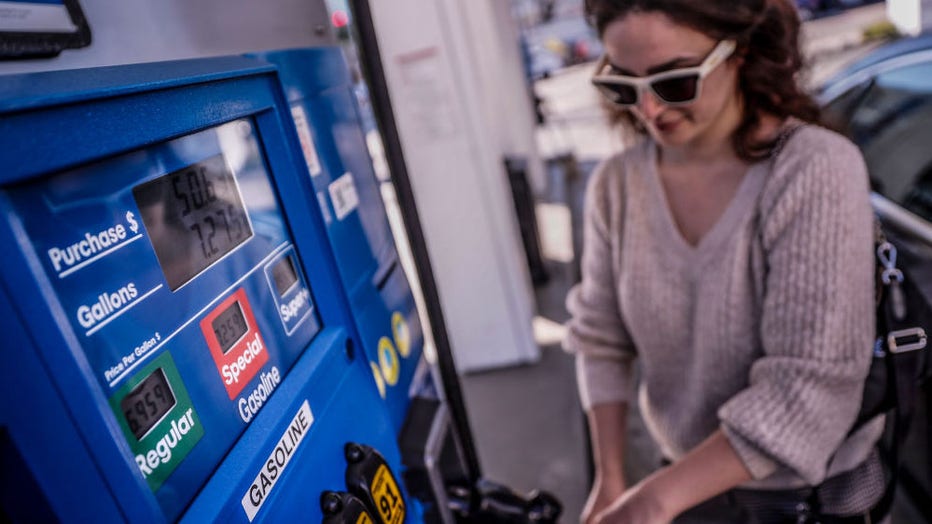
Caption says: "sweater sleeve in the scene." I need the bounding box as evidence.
[718,131,876,485]
[563,156,637,410]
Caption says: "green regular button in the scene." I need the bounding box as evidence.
[109,351,203,492]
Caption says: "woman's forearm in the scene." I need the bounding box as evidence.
[638,428,753,519]
[587,402,629,488]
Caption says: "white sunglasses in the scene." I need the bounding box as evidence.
[591,40,737,107]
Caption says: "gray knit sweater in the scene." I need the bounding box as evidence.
[564,125,884,490]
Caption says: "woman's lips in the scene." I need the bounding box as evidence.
[655,118,681,133]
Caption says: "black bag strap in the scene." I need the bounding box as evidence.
[869,221,925,520]
[812,220,928,523]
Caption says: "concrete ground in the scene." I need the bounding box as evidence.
[458,4,904,523]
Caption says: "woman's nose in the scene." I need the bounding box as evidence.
[637,88,665,120]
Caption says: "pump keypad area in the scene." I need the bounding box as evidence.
[8,118,323,520]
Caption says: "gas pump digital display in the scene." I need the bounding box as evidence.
[120,368,176,440]
[271,255,299,296]
[212,300,249,354]
[132,154,253,291]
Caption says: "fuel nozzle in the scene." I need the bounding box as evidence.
[344,442,406,524]
[320,491,376,524]
[448,478,562,523]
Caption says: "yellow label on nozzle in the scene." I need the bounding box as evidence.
[369,464,404,524]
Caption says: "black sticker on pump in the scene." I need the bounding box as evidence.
[344,443,405,524]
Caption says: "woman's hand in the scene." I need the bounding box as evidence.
[592,481,670,524]
[590,430,754,524]
[581,473,626,524]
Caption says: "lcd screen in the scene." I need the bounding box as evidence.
[271,255,299,297]
[133,154,253,290]
[211,300,248,354]
[120,368,176,441]
[0,0,91,58]
[0,1,75,32]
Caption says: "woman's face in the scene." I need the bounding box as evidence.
[602,11,741,148]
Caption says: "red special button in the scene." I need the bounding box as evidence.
[200,288,268,399]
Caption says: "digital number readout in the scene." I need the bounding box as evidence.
[133,154,253,290]
[121,368,176,440]
[211,300,249,354]
[271,255,299,297]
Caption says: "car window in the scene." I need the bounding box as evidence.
[848,65,932,140]
[875,61,932,92]
[822,79,872,139]
[825,60,932,221]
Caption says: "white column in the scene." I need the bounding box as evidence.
[367,0,541,372]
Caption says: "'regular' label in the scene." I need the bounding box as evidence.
[109,351,203,492]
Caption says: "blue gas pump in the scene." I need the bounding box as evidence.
[250,48,425,433]
[0,55,417,523]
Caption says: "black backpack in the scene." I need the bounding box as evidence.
[840,212,931,522]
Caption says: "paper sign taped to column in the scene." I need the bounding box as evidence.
[395,47,458,141]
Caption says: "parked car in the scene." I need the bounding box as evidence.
[795,0,823,19]
[796,0,881,20]
[817,33,932,523]
[819,33,932,225]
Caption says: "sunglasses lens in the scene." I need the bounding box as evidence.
[594,82,638,106]
[652,74,699,103]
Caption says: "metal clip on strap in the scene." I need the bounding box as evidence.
[887,327,927,353]
[877,241,903,285]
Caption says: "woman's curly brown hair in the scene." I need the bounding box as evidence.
[585,0,820,161]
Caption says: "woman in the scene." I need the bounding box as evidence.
[563,1,885,522]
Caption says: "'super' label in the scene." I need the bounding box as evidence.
[108,352,203,492]
[241,400,314,521]
[370,464,405,524]
[263,248,317,336]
